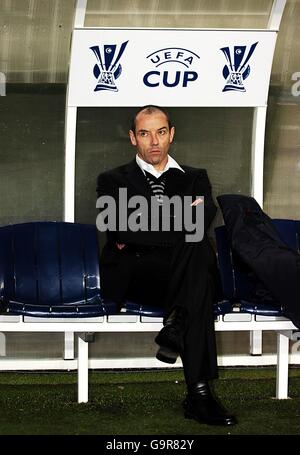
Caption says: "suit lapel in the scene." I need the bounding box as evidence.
[164,168,189,197]
[122,159,152,198]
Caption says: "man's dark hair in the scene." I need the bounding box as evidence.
[130,105,172,133]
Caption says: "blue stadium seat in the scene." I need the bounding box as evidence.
[0,222,116,317]
[295,220,300,252]
[3,219,294,320]
[215,219,299,317]
[120,301,165,318]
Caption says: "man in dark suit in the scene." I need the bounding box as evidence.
[97,105,236,426]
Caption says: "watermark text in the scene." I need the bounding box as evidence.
[0,72,6,96]
[291,71,300,97]
[96,189,204,242]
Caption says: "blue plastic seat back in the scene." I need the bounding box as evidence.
[215,219,298,303]
[121,301,165,318]
[294,220,300,253]
[0,222,108,316]
[272,219,298,251]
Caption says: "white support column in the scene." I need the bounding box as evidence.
[63,0,87,352]
[250,330,263,356]
[63,332,75,359]
[64,106,77,222]
[78,334,89,403]
[74,0,88,28]
[0,333,6,357]
[249,106,267,359]
[63,106,77,367]
[276,331,291,399]
[268,0,287,31]
[250,106,267,208]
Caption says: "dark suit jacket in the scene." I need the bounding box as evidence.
[217,194,300,329]
[97,159,217,302]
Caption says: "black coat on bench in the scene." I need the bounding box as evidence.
[217,194,300,329]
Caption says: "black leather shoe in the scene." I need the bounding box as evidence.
[183,382,237,426]
[154,308,185,364]
[155,321,183,352]
[156,345,179,364]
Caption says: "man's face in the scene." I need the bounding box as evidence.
[129,110,175,171]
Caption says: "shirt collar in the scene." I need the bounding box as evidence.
[136,154,185,179]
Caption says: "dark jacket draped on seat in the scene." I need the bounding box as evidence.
[217,194,300,329]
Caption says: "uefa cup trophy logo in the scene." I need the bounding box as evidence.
[90,41,129,92]
[220,42,258,92]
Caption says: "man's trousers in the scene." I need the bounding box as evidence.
[114,238,219,386]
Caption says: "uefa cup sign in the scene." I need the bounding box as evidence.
[90,41,129,92]
[221,42,258,92]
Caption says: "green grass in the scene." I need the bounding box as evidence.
[0,367,299,435]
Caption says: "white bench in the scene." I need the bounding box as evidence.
[0,313,297,403]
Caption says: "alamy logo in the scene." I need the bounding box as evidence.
[221,42,258,92]
[96,189,205,243]
[90,41,129,92]
[143,47,200,88]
